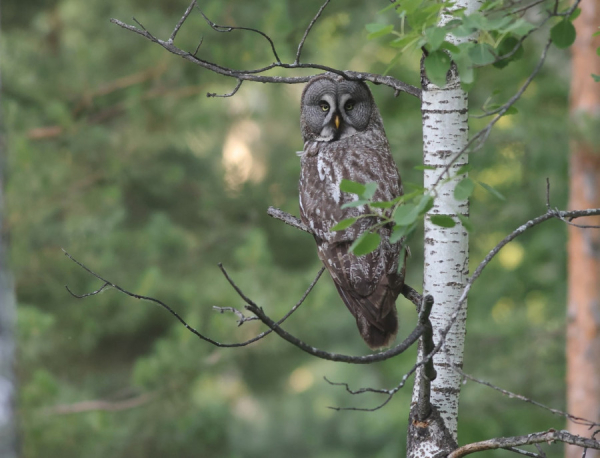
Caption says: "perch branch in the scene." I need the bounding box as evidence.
[217,263,426,364]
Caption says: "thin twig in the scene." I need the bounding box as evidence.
[212,306,259,326]
[207,79,243,98]
[198,9,281,63]
[434,39,552,188]
[109,16,422,98]
[169,0,197,43]
[456,368,600,428]
[218,263,426,364]
[64,249,324,348]
[295,0,331,65]
[503,446,542,457]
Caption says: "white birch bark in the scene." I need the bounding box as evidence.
[408,0,479,455]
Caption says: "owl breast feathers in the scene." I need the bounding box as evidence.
[298,74,406,350]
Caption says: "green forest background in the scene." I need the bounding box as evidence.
[4,0,574,456]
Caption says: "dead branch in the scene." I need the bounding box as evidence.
[217,263,427,364]
[455,367,600,428]
[110,0,422,99]
[448,429,600,458]
[63,249,324,348]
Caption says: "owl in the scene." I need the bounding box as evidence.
[298,74,406,350]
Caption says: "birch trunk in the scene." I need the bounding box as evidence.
[407,0,479,455]
[566,3,600,457]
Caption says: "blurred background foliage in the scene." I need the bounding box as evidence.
[4,0,573,456]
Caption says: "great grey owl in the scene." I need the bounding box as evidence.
[298,74,406,350]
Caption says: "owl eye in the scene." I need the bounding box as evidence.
[319,101,330,112]
[344,101,354,111]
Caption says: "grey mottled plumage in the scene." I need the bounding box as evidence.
[298,74,406,350]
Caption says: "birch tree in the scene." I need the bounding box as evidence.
[64,0,600,456]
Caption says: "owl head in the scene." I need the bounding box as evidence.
[300,74,381,143]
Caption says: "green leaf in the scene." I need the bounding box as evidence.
[451,47,475,85]
[341,199,369,209]
[477,181,506,200]
[366,24,394,39]
[454,177,475,200]
[340,179,366,195]
[390,223,415,243]
[504,19,535,37]
[597,47,600,57]
[440,41,460,54]
[425,27,447,51]
[485,16,513,31]
[451,24,477,38]
[593,74,600,82]
[331,218,357,231]
[424,50,452,87]
[456,164,472,175]
[394,204,419,226]
[468,43,496,66]
[457,213,474,232]
[389,35,418,49]
[416,194,434,214]
[569,8,581,21]
[430,215,456,228]
[593,30,600,37]
[551,19,576,49]
[486,104,519,115]
[350,232,381,256]
[493,36,524,69]
[362,182,378,200]
[370,201,394,209]
[414,165,436,171]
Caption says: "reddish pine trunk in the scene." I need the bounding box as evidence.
[566,3,600,458]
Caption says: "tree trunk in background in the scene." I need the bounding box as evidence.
[0,5,18,454]
[407,1,478,456]
[566,3,600,458]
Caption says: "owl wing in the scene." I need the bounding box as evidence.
[299,138,405,349]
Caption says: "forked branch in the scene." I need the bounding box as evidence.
[110,0,422,98]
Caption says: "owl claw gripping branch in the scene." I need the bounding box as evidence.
[298,74,406,350]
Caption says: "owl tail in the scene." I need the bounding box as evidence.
[334,284,399,350]
[356,306,398,350]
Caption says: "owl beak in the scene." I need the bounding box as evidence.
[334,114,341,130]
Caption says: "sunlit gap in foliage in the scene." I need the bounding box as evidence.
[222,120,266,194]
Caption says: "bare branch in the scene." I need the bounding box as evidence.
[207,79,243,98]
[110,7,422,99]
[267,206,310,233]
[198,9,281,63]
[66,281,110,299]
[448,430,600,458]
[168,0,196,43]
[212,306,259,326]
[218,263,426,364]
[63,249,324,348]
[295,0,331,65]
[455,367,600,428]
[504,446,543,457]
